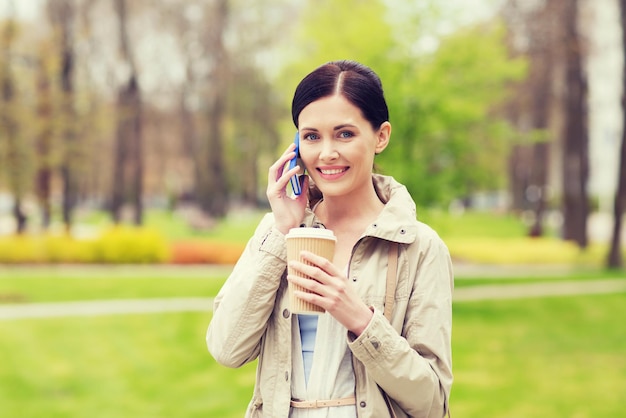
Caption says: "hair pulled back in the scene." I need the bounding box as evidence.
[291,60,389,130]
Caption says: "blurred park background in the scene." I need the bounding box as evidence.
[0,0,625,417]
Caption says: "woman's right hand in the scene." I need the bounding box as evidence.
[266,142,309,235]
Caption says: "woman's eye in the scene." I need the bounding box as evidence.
[303,133,319,141]
[339,131,354,139]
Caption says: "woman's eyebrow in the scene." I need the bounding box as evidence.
[299,124,357,132]
[333,123,357,131]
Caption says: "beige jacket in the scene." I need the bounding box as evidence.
[207,174,453,417]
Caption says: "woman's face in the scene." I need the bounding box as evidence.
[297,94,390,199]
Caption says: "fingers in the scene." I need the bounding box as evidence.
[268,143,296,180]
[288,251,340,285]
[287,257,347,312]
[267,143,300,198]
[297,251,337,275]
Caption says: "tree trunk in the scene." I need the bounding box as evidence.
[529,142,550,236]
[561,0,589,248]
[197,0,229,217]
[48,0,79,233]
[35,58,53,230]
[111,96,126,223]
[130,77,144,225]
[607,0,626,268]
[608,125,626,268]
[12,197,27,235]
[112,0,143,225]
[527,55,552,236]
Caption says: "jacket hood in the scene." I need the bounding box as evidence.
[302,174,419,245]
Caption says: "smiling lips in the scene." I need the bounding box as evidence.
[317,167,349,180]
[318,167,349,178]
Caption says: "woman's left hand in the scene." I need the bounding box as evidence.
[287,251,373,336]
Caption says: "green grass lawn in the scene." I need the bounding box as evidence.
[0,312,257,418]
[0,266,228,303]
[0,265,625,418]
[143,209,267,242]
[451,293,626,417]
[0,292,624,418]
[1,266,624,304]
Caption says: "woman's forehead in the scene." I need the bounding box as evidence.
[298,95,366,128]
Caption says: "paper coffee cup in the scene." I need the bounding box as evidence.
[286,227,336,314]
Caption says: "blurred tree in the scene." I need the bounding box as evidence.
[33,38,59,230]
[280,0,394,94]
[226,63,282,206]
[111,0,144,225]
[47,0,80,233]
[73,0,113,209]
[224,0,291,206]
[0,16,30,234]
[501,0,560,236]
[166,0,202,210]
[608,0,626,268]
[196,0,229,217]
[159,0,230,218]
[158,0,286,214]
[501,0,591,247]
[560,0,589,248]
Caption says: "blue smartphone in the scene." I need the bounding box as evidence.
[288,132,302,195]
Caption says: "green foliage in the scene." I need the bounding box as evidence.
[0,20,36,198]
[277,1,527,208]
[295,0,394,63]
[379,22,527,206]
[277,0,395,113]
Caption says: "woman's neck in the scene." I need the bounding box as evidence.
[314,186,384,232]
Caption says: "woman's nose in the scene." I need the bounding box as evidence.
[319,140,338,161]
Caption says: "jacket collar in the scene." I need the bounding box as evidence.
[301,174,418,244]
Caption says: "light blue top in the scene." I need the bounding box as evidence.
[297,314,318,386]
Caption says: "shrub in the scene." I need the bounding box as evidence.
[93,226,170,263]
[0,227,169,264]
[0,235,45,263]
[169,240,244,265]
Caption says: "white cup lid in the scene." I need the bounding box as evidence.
[286,227,336,240]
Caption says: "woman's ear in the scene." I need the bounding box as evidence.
[375,121,391,154]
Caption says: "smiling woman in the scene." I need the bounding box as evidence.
[206,60,454,418]
[297,94,390,204]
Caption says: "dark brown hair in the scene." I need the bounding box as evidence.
[291,60,389,130]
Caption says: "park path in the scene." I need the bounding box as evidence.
[1,272,625,320]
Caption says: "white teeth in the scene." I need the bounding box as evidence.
[320,168,345,175]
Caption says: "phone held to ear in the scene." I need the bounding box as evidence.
[288,132,302,196]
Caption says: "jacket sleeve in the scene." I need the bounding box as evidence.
[348,230,454,418]
[206,213,288,368]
